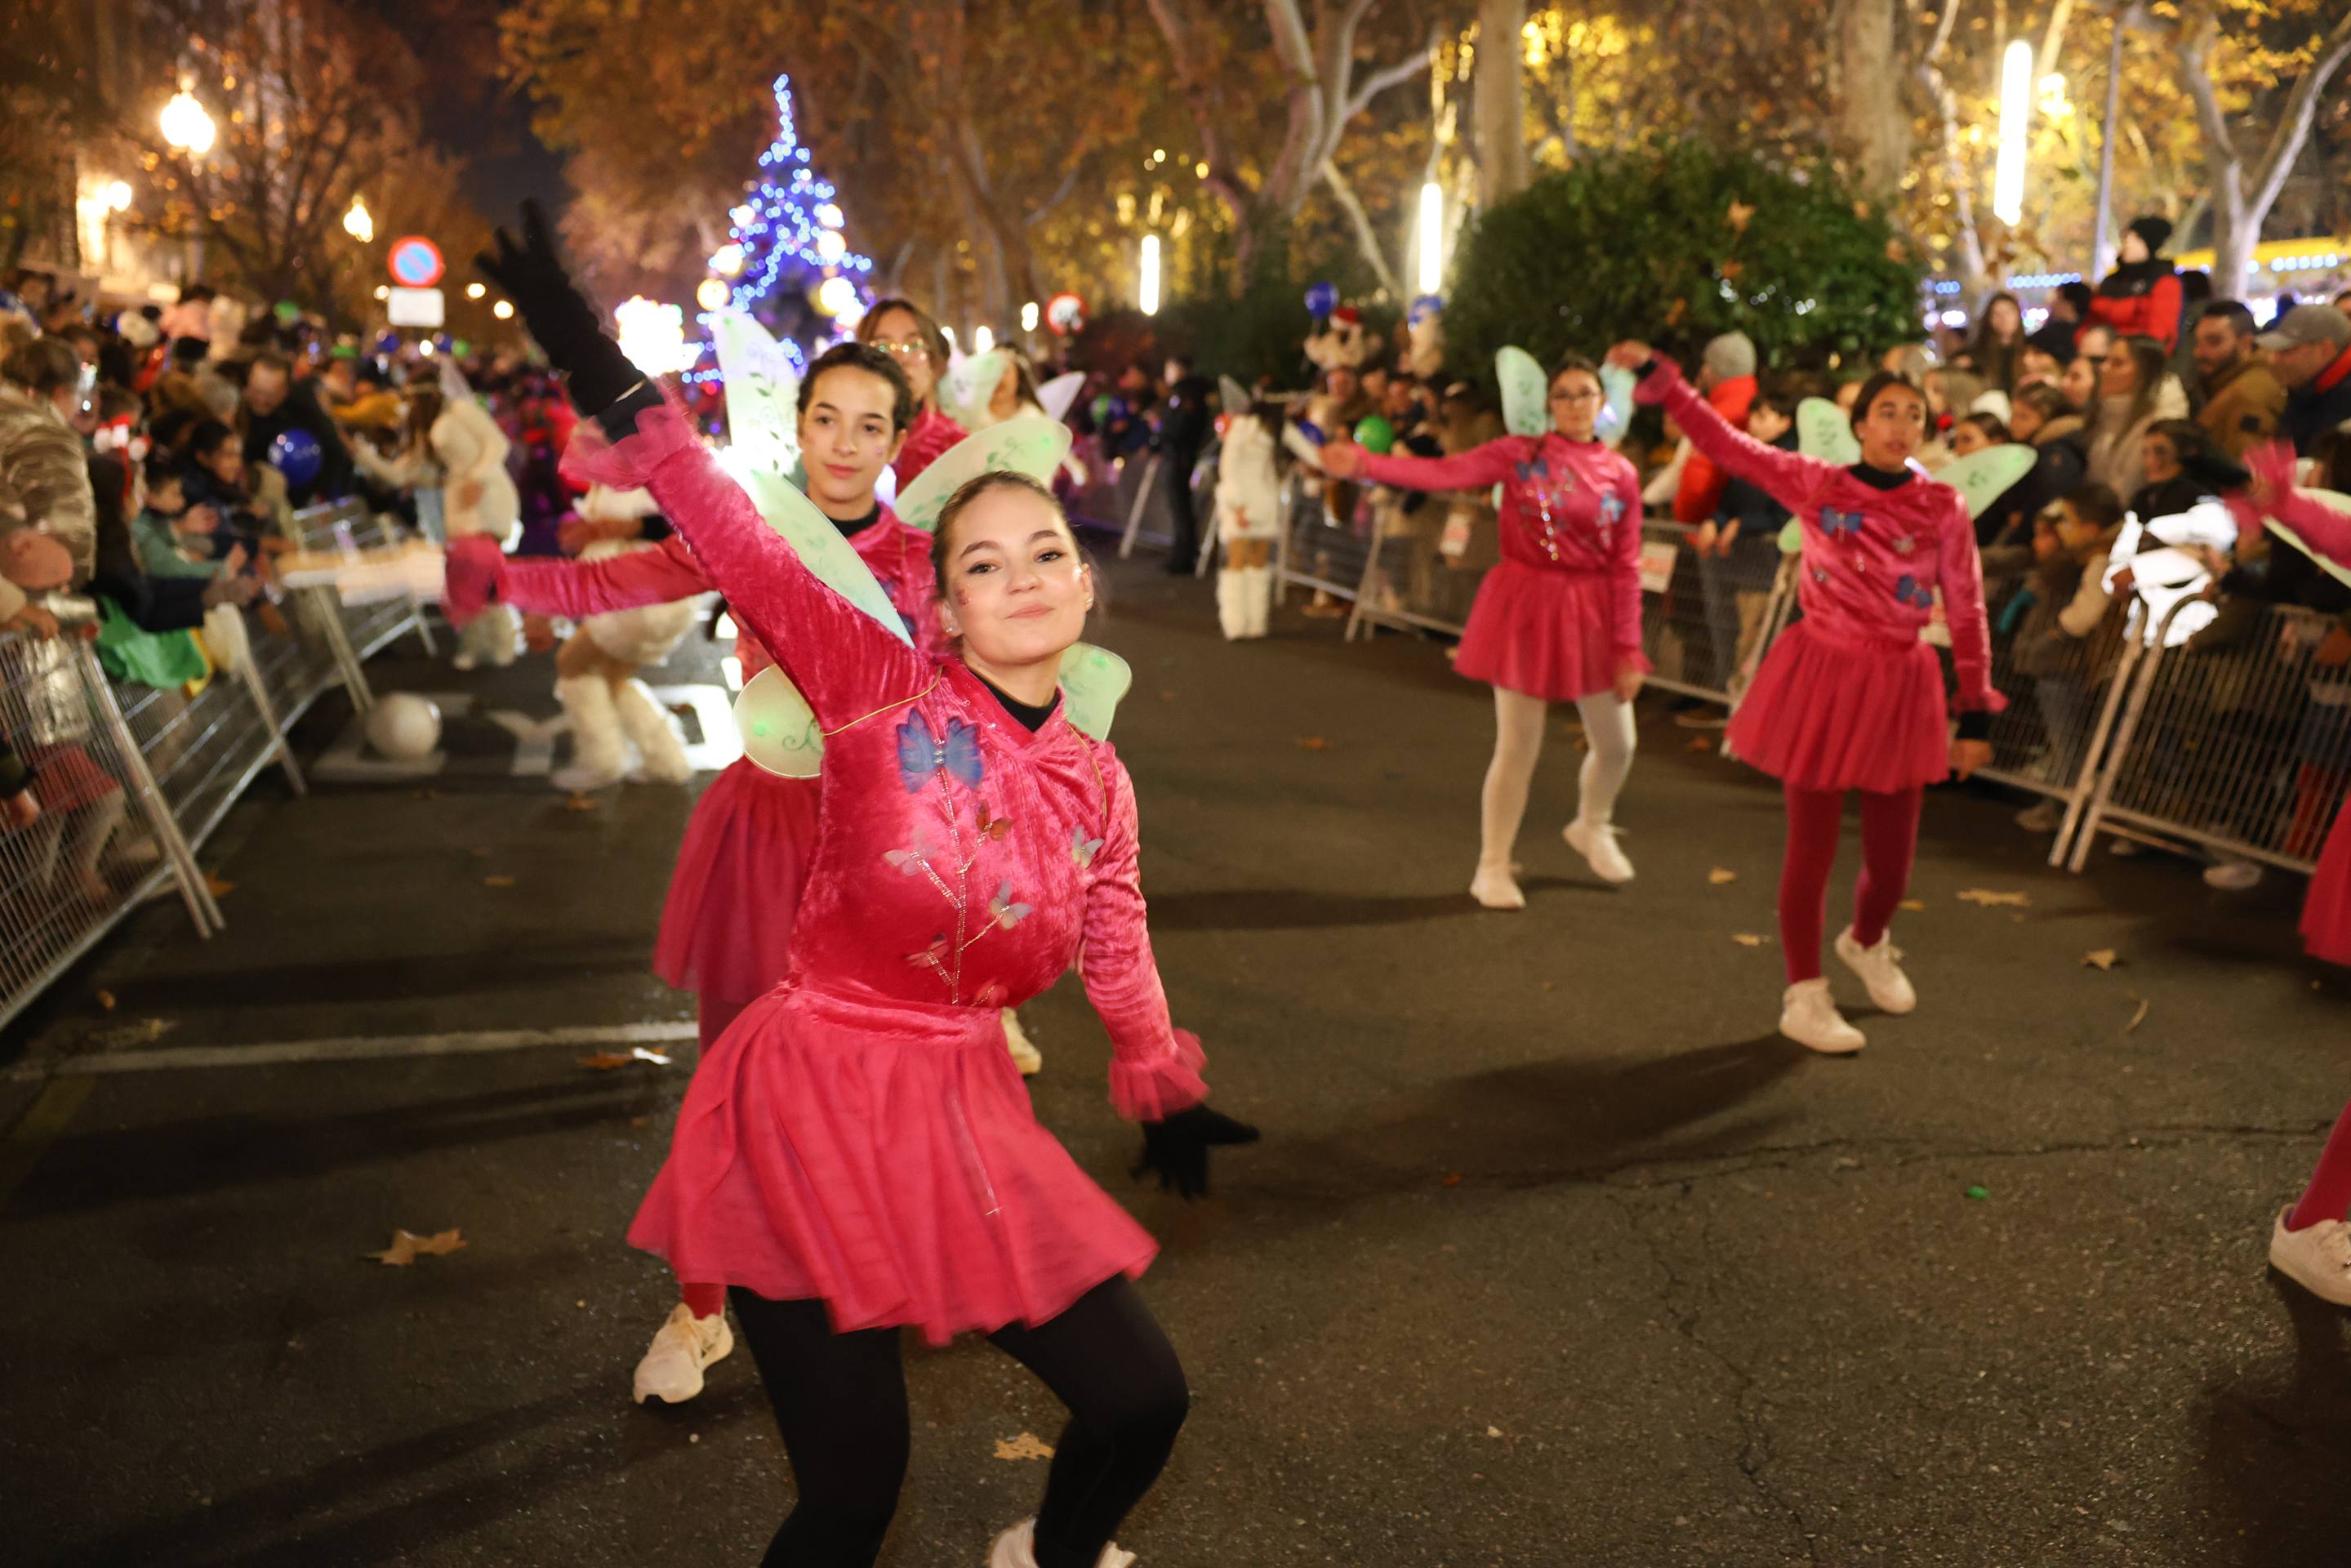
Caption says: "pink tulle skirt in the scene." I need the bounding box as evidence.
[1725,620,1951,794]
[2305,806,2351,966]
[1454,560,1646,703]
[627,978,1160,1343]
[652,758,819,1008]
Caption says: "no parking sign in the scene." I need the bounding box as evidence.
[387,236,444,289]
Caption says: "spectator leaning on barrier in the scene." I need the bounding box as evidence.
[2194,301,2288,460]
[0,336,96,580]
[93,452,256,632]
[239,350,351,506]
[2262,304,2351,457]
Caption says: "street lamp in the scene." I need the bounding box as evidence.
[1417,181,1445,295]
[465,281,486,300]
[343,195,373,243]
[105,180,132,212]
[1993,40,2032,225]
[492,300,514,321]
[1138,234,1160,316]
[972,325,995,354]
[159,89,216,155]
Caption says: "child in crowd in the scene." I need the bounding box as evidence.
[131,455,232,581]
[1695,389,1800,701]
[2013,483,2127,828]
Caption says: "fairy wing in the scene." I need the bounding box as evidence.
[1596,363,1635,449]
[736,666,825,777]
[1057,642,1132,742]
[1797,398,1861,467]
[1495,346,1548,438]
[1037,372,1085,423]
[711,310,804,477]
[1928,445,2037,521]
[937,348,1010,430]
[892,415,1075,534]
[2265,488,2351,590]
[1218,373,1251,417]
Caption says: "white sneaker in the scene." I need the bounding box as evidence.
[1834,925,1917,1015]
[988,1520,1135,1568]
[1002,1007,1043,1076]
[1780,978,1865,1054]
[1563,818,1635,884]
[2014,800,2062,833]
[2204,858,2265,891]
[631,1302,733,1405]
[2269,1206,2351,1307]
[1468,863,1525,910]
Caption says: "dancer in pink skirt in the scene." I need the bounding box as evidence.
[483,206,1256,1568]
[1321,355,1648,905]
[2236,442,2351,1305]
[857,297,969,490]
[447,342,945,1406]
[1610,342,1999,1054]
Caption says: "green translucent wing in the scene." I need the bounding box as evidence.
[1779,519,1803,555]
[1218,373,1250,416]
[2265,488,2351,590]
[893,415,1075,534]
[1929,446,2037,521]
[1596,363,1635,448]
[1495,346,1548,438]
[937,348,1011,430]
[711,311,801,476]
[736,466,912,645]
[735,666,825,777]
[1797,398,1860,466]
[1057,642,1131,742]
[1037,371,1084,422]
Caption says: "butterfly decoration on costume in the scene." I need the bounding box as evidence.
[1820,506,1866,540]
[1070,824,1104,868]
[883,823,942,875]
[1512,450,1555,488]
[1892,572,1935,609]
[987,881,1033,930]
[1599,492,1628,525]
[908,933,951,970]
[897,711,985,791]
[1811,566,1831,584]
[1890,534,1917,556]
[976,803,1013,841]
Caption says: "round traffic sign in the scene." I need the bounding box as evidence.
[388,235,445,288]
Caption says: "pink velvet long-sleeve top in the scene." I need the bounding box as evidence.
[1637,360,2001,713]
[893,406,968,490]
[566,390,1209,1122]
[1360,434,1647,657]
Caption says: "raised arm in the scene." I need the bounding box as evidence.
[1932,488,2004,720]
[1076,751,1209,1122]
[1351,438,1517,494]
[2245,442,2351,565]
[496,534,710,620]
[1613,347,1839,516]
[1605,464,1651,675]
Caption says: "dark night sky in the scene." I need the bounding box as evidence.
[354,0,569,225]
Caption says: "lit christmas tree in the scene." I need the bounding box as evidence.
[694,74,873,381]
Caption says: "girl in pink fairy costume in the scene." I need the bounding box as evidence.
[1321,354,1649,904]
[2234,441,2351,1307]
[1609,341,2000,1055]
[857,297,969,491]
[446,340,945,1408]
[483,207,1255,1568]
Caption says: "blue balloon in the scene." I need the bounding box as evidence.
[269,428,323,488]
[1293,420,1327,448]
[1409,293,1444,326]
[1303,282,1338,318]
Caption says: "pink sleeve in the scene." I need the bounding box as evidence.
[1636,360,1837,517]
[496,536,708,620]
[1611,467,1650,661]
[1934,491,2005,714]
[562,390,929,728]
[1358,439,1516,493]
[2247,444,2351,564]
[1080,750,1210,1121]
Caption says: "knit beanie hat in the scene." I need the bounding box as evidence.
[1703,331,1757,382]
[2126,215,2173,255]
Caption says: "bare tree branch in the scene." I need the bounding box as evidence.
[1342,33,1435,125]
[1320,158,1403,296]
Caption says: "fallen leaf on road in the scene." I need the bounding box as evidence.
[1296,737,1332,751]
[995,1432,1056,1461]
[2125,996,2150,1032]
[1158,689,1178,702]
[1442,1174,1463,1187]
[1486,1424,1506,1437]
[95,988,115,1011]
[2082,949,2120,970]
[1708,868,1737,884]
[366,1228,465,1266]
[580,1047,671,1071]
[564,793,599,813]
[1732,933,1767,947]
[470,848,492,859]
[1957,889,2031,908]
[1900,899,1926,912]
[484,875,516,889]
[1685,736,1715,752]
[204,873,234,898]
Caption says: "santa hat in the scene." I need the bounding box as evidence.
[1330,305,1360,327]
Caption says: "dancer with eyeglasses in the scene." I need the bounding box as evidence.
[857,298,968,489]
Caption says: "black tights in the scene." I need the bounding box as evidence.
[729,1277,1189,1568]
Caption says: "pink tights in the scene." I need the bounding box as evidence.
[2289,1100,2351,1231]
[1779,783,1923,986]
[677,995,754,1320]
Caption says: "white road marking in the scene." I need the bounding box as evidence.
[7,1020,700,1080]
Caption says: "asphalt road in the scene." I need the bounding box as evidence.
[2,556,2347,1568]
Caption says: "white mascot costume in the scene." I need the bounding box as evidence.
[433,361,525,671]
[551,483,701,791]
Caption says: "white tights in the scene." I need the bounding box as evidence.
[1478,687,1636,872]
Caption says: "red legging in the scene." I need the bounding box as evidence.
[2289,1101,2351,1231]
[1779,783,1923,985]
[677,995,755,1321]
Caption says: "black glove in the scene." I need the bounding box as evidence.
[2183,449,2251,497]
[475,200,642,416]
[1132,1102,1260,1201]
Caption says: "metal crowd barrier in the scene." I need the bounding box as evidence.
[287,499,438,709]
[2068,597,2350,875]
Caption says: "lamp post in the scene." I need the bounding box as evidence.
[159,88,216,154]
[1417,181,1445,295]
[342,195,373,243]
[2088,2,2146,282]
[1993,40,2032,226]
[1138,234,1160,316]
